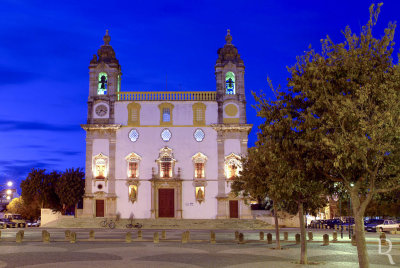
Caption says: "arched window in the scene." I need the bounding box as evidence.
[98,72,108,95]
[125,152,142,178]
[224,153,242,179]
[225,72,235,95]
[93,153,108,180]
[127,103,141,126]
[192,103,206,126]
[192,152,207,179]
[156,147,176,178]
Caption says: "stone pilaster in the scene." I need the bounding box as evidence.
[240,138,248,156]
[216,132,227,218]
[82,197,94,218]
[85,137,93,194]
[108,134,116,195]
[240,200,252,219]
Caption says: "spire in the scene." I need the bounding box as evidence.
[103,29,111,45]
[90,30,119,66]
[225,29,232,44]
[216,29,243,67]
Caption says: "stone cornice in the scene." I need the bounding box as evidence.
[210,123,252,133]
[81,124,122,131]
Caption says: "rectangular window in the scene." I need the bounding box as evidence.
[195,163,204,178]
[129,162,138,178]
[161,162,171,178]
[163,108,170,122]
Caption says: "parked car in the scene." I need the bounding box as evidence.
[364,219,384,232]
[4,213,26,228]
[325,219,343,229]
[308,220,323,228]
[376,220,400,232]
[0,218,17,228]
[27,218,40,227]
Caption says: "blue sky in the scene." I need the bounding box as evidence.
[1,0,399,192]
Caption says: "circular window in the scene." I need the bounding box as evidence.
[194,129,205,142]
[161,129,172,141]
[97,184,103,190]
[128,129,139,142]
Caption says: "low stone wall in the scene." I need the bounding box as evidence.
[41,209,74,226]
[251,210,300,228]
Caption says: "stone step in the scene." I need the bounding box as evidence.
[42,218,272,230]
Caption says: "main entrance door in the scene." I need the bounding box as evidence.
[96,200,104,217]
[158,188,174,218]
[229,200,239,218]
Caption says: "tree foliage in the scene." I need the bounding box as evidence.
[286,3,399,267]
[55,168,85,213]
[19,167,85,216]
[20,168,61,210]
[6,197,40,220]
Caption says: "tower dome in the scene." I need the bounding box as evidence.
[90,30,119,66]
[216,30,244,67]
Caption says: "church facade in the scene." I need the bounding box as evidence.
[81,30,252,219]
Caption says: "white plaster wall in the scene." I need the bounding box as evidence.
[224,139,241,156]
[114,101,218,126]
[182,181,218,219]
[115,180,152,219]
[114,126,219,218]
[92,139,109,156]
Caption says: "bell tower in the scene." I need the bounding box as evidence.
[87,30,122,124]
[215,30,246,124]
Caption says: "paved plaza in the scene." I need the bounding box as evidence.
[0,228,399,267]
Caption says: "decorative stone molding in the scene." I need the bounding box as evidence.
[210,124,252,133]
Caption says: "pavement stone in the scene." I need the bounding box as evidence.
[0,228,399,267]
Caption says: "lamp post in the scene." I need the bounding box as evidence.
[348,183,354,239]
[0,181,14,209]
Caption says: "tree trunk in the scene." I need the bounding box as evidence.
[273,201,281,249]
[298,202,307,264]
[351,191,369,268]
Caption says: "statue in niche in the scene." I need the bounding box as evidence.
[197,188,204,199]
[129,186,137,202]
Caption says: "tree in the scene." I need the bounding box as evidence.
[287,4,400,267]
[231,147,282,250]
[6,197,40,220]
[55,168,85,215]
[254,94,331,264]
[20,168,61,210]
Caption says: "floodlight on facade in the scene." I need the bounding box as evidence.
[7,181,12,187]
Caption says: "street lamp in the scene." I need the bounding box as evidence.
[0,181,14,207]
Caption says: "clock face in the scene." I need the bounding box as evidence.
[95,104,108,117]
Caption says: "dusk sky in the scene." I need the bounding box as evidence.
[1,0,399,192]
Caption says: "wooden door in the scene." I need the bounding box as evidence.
[96,200,104,217]
[229,200,239,218]
[158,189,174,217]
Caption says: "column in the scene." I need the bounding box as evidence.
[216,132,227,219]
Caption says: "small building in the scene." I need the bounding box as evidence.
[81,30,252,219]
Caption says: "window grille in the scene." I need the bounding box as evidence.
[195,163,204,178]
[163,108,170,122]
[129,162,138,178]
